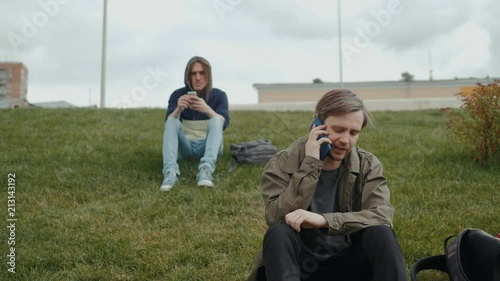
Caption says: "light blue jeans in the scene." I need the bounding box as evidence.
[162,117,223,177]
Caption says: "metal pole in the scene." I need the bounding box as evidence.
[100,0,107,108]
[338,0,343,88]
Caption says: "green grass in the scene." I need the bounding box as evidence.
[0,108,498,281]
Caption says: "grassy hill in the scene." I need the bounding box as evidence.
[0,108,498,281]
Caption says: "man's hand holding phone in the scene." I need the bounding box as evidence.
[178,91,197,111]
[187,91,214,116]
[307,117,332,160]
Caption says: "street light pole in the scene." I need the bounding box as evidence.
[338,0,343,89]
[100,0,107,108]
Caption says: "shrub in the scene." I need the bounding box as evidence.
[443,80,500,162]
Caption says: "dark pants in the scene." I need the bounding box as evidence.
[262,224,408,281]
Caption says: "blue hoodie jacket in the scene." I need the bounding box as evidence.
[165,56,230,130]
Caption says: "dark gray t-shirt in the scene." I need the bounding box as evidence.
[301,168,351,260]
[310,169,340,214]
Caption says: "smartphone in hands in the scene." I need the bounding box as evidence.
[309,117,331,160]
[182,91,197,110]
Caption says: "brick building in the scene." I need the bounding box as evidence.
[0,62,29,108]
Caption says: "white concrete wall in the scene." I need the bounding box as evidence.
[230,98,463,112]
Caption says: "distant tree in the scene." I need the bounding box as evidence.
[313,78,323,84]
[401,72,414,82]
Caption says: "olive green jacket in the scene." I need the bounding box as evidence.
[247,136,395,281]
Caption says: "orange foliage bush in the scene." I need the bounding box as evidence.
[443,80,500,162]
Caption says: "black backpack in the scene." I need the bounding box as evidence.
[411,228,500,281]
[227,139,277,173]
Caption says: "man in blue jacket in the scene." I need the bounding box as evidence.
[160,56,230,191]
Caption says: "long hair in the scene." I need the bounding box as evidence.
[184,56,212,98]
[315,89,372,128]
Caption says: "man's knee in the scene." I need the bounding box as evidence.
[358,225,403,255]
[364,225,394,238]
[207,117,223,130]
[165,117,183,138]
[263,224,298,249]
[165,116,181,128]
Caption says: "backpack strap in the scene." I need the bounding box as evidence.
[411,235,457,281]
[227,158,238,174]
[411,254,448,281]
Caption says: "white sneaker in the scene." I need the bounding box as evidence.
[160,172,178,191]
[196,166,213,187]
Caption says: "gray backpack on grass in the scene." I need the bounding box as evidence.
[228,139,277,173]
[411,228,500,281]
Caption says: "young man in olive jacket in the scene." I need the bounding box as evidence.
[248,89,408,281]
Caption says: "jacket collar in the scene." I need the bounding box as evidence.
[343,148,360,175]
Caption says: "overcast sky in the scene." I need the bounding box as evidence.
[1,0,499,108]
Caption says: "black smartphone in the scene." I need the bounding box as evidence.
[309,117,331,160]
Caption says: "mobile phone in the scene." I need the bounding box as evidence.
[187,91,197,96]
[309,117,331,160]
